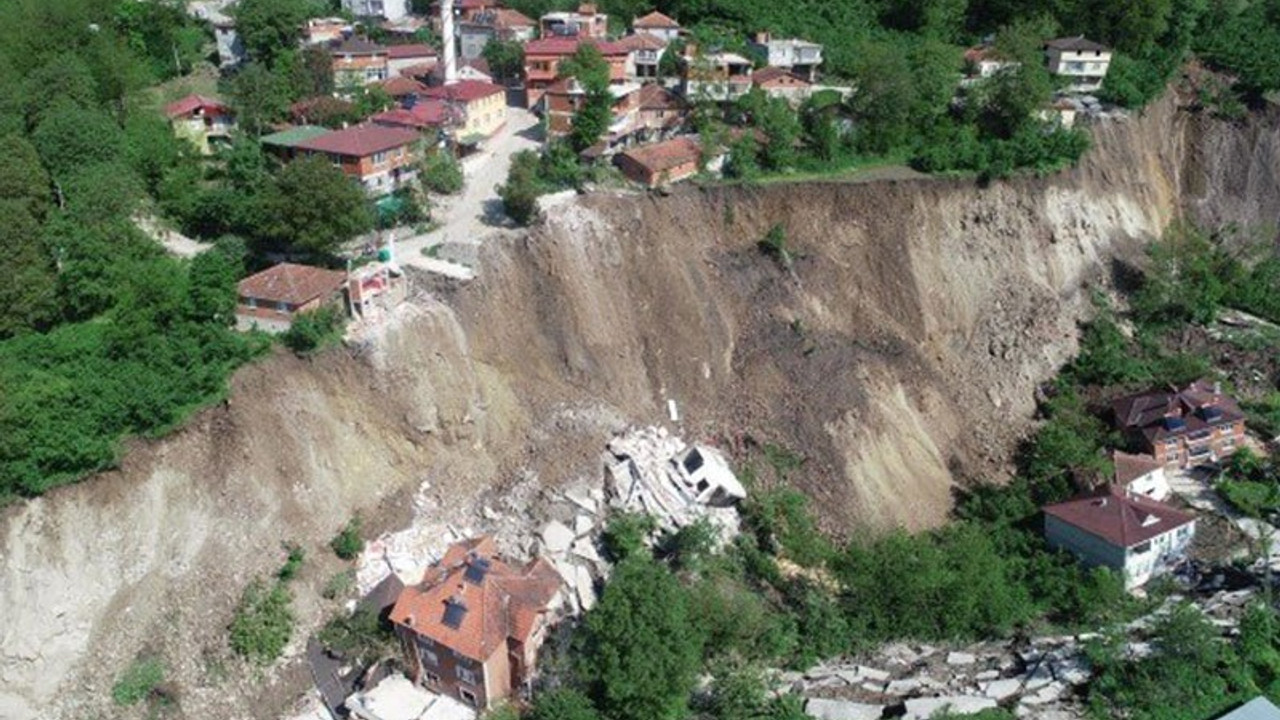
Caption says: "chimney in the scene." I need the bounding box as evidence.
[441,0,458,85]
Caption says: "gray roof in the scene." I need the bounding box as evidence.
[1218,698,1280,720]
[1046,36,1108,52]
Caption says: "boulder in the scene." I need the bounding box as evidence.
[975,670,1000,682]
[981,678,1022,700]
[885,679,921,695]
[946,652,977,666]
[804,698,884,720]
[541,521,575,554]
[1020,681,1065,706]
[903,696,997,719]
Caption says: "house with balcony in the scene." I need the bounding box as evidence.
[342,0,410,21]
[421,80,508,143]
[260,124,333,161]
[751,66,812,104]
[747,32,822,81]
[390,536,563,709]
[235,263,350,333]
[617,32,668,80]
[681,50,754,102]
[164,94,235,155]
[293,123,422,196]
[540,3,608,38]
[632,10,681,42]
[1111,380,1247,469]
[522,37,628,107]
[541,78,643,143]
[1045,36,1112,93]
[1043,486,1196,590]
[332,38,390,89]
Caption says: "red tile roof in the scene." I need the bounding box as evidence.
[615,33,667,52]
[421,80,505,103]
[294,123,420,157]
[237,263,347,305]
[494,7,535,28]
[165,94,231,119]
[1044,486,1194,548]
[619,136,702,174]
[389,536,562,662]
[752,66,809,87]
[1113,450,1165,486]
[399,61,440,79]
[380,75,430,97]
[372,100,463,129]
[524,37,627,56]
[387,43,437,59]
[633,10,679,28]
[637,83,685,111]
[332,38,387,55]
[1112,380,1245,444]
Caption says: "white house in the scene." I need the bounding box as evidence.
[681,50,754,102]
[1044,486,1195,590]
[747,32,823,81]
[961,45,1018,86]
[1044,36,1112,93]
[1112,450,1172,501]
[632,10,681,43]
[342,0,410,21]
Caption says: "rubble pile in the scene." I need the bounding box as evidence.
[789,587,1259,720]
[535,480,610,615]
[604,426,745,542]
[356,480,473,596]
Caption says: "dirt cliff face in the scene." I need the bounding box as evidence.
[3,94,1279,720]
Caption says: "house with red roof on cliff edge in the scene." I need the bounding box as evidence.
[292,123,422,196]
[1043,486,1196,590]
[164,94,235,155]
[235,263,349,333]
[390,537,563,709]
[615,136,703,187]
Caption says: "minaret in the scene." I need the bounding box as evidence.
[441,0,458,85]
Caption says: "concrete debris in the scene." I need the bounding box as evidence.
[572,538,602,564]
[804,698,884,720]
[946,651,976,666]
[975,670,1000,681]
[981,678,1022,699]
[885,679,921,695]
[1021,682,1066,706]
[344,674,475,720]
[903,696,997,719]
[574,514,594,537]
[605,426,746,543]
[574,565,596,611]
[541,521,575,554]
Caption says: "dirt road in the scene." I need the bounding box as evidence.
[396,103,542,276]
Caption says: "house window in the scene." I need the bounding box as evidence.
[246,298,257,309]
[458,667,478,685]
[425,671,441,685]
[276,301,290,313]
[1132,541,1152,554]
[372,151,388,165]
[422,649,439,666]
[459,688,478,706]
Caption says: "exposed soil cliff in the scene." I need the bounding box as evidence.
[3,93,1279,720]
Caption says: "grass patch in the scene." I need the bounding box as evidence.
[229,579,294,665]
[1218,480,1280,518]
[331,517,364,560]
[112,657,165,706]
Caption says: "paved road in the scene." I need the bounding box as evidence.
[395,103,542,277]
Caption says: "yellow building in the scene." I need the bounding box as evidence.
[423,81,507,144]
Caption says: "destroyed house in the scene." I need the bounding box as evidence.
[1111,380,1246,468]
[390,537,562,709]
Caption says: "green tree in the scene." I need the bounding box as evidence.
[758,98,801,170]
[483,39,525,82]
[422,151,464,194]
[188,239,246,326]
[234,0,320,66]
[578,556,703,720]
[226,62,291,137]
[268,155,373,254]
[20,53,98,129]
[0,200,57,338]
[30,100,127,180]
[561,43,613,152]
[976,64,1052,139]
[229,579,294,664]
[497,150,542,225]
[0,134,51,216]
[527,688,602,720]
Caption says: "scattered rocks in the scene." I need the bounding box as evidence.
[903,696,997,719]
[541,521,575,554]
[981,678,1022,699]
[804,698,884,720]
[946,651,976,666]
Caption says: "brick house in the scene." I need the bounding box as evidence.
[421,80,507,142]
[1043,486,1196,589]
[371,99,465,137]
[541,78,642,141]
[387,43,439,77]
[379,75,430,101]
[522,37,628,107]
[235,263,349,333]
[332,38,390,89]
[632,10,681,42]
[390,537,563,709]
[260,125,333,161]
[615,136,702,187]
[164,94,235,155]
[293,123,422,196]
[1112,380,1247,469]
[751,66,812,104]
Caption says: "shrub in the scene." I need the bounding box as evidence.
[277,543,304,581]
[757,225,793,272]
[422,151,464,195]
[282,305,344,355]
[229,579,294,664]
[323,569,356,600]
[318,606,396,663]
[112,657,165,706]
[497,150,542,226]
[601,512,657,562]
[331,516,364,560]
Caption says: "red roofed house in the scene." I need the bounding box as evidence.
[632,10,681,42]
[523,37,629,107]
[962,45,1017,85]
[1112,450,1171,501]
[302,16,352,45]
[616,32,668,80]
[235,263,349,333]
[294,123,422,195]
[1044,486,1195,589]
[379,75,430,100]
[422,81,508,141]
[541,78,642,141]
[390,537,563,709]
[332,38,389,89]
[1112,380,1247,469]
[615,136,702,187]
[372,99,465,136]
[633,84,688,141]
[751,66,812,104]
[164,94,235,155]
[387,43,438,77]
